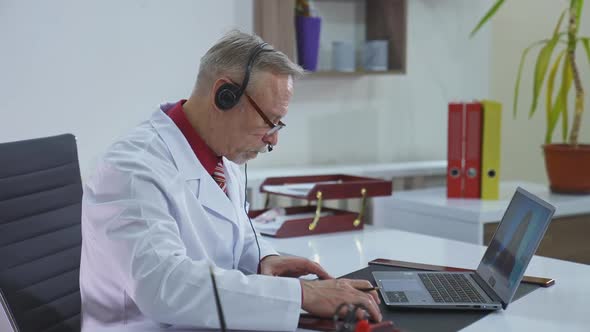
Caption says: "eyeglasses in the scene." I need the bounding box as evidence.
[244,93,286,136]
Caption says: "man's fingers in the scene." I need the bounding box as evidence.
[355,307,369,322]
[301,279,383,323]
[293,259,333,279]
[358,292,382,322]
[333,304,371,323]
[339,281,382,322]
[367,289,381,304]
[348,279,380,304]
[349,279,374,289]
[342,281,382,322]
[308,261,333,279]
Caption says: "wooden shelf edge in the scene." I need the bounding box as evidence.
[303,69,405,77]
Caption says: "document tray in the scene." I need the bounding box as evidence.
[250,174,392,238]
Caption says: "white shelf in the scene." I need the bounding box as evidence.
[245,160,446,209]
[373,181,590,245]
[375,181,590,224]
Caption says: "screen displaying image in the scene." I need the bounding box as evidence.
[480,190,553,293]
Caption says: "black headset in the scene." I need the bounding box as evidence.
[214,42,273,111]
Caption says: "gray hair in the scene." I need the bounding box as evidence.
[194,30,304,95]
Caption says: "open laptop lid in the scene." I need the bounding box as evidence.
[476,187,555,309]
[0,289,18,332]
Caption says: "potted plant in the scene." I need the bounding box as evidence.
[471,0,590,193]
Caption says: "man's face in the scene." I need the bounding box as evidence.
[224,72,293,164]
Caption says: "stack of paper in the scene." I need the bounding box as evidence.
[262,181,341,197]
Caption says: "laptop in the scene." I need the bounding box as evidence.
[372,186,555,310]
[0,289,18,332]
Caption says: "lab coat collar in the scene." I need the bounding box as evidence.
[150,105,237,224]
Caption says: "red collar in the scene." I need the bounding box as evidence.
[166,100,221,175]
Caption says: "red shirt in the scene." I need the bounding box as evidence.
[166,100,221,177]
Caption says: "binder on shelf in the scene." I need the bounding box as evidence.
[249,174,393,238]
[463,102,483,198]
[481,100,502,200]
[447,102,465,198]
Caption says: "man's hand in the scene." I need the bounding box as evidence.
[300,279,383,323]
[259,255,333,279]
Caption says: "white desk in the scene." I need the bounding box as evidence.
[266,226,590,332]
[77,226,590,332]
[372,181,590,250]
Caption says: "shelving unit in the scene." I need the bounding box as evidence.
[253,0,407,76]
[303,69,404,77]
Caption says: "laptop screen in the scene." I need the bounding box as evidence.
[0,290,17,332]
[476,187,555,306]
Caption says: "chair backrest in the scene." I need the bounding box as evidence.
[0,134,82,332]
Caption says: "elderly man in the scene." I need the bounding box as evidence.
[80,30,381,331]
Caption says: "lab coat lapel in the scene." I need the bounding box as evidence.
[224,158,245,215]
[149,108,238,224]
[223,159,247,267]
[196,175,238,224]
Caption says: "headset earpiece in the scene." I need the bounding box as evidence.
[213,42,272,111]
[215,82,241,110]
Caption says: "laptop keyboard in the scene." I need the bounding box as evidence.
[419,273,486,303]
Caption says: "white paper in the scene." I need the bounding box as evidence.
[253,210,333,235]
[262,181,341,197]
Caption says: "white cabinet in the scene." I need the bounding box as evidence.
[373,181,590,263]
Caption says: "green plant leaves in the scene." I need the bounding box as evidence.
[470,0,505,38]
[582,37,590,64]
[513,40,546,118]
[529,13,568,119]
[471,0,585,145]
[554,10,568,36]
[547,54,573,144]
[571,0,584,33]
[546,49,566,128]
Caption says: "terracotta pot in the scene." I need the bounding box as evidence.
[543,144,590,194]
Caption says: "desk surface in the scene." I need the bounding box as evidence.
[374,181,590,223]
[266,226,590,332]
[81,226,590,332]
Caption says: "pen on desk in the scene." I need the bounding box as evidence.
[358,286,380,292]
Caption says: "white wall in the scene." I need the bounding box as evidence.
[491,0,590,184]
[0,0,491,178]
[0,0,251,178]
[250,0,492,168]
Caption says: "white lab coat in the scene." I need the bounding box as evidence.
[80,103,301,331]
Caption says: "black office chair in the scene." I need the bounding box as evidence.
[0,134,82,332]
